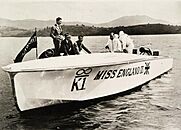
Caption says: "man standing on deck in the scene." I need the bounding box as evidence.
[105,33,122,53]
[50,17,64,56]
[119,31,134,54]
[105,32,114,52]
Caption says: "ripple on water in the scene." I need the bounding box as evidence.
[1,35,181,129]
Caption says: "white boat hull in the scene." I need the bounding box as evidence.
[3,53,173,111]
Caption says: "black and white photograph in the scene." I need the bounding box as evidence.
[0,0,181,129]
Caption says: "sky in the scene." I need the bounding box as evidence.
[0,0,181,24]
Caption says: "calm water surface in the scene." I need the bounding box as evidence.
[0,35,181,130]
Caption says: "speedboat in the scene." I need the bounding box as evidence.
[2,52,173,112]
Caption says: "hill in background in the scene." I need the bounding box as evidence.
[96,15,170,27]
[0,26,27,37]
[4,24,181,37]
[0,15,181,37]
[0,15,172,29]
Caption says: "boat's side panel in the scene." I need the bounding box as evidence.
[13,57,173,111]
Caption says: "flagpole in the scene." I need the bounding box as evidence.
[36,45,38,59]
[35,27,38,59]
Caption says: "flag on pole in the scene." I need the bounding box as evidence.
[14,31,37,63]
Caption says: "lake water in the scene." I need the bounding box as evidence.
[0,35,181,130]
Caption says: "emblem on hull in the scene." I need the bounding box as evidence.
[144,62,150,75]
[71,68,92,92]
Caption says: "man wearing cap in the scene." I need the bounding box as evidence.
[60,33,75,56]
[50,17,64,56]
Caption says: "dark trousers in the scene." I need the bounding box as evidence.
[53,39,62,56]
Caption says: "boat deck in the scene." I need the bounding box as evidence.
[3,53,167,72]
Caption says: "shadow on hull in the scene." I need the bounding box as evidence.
[20,83,144,117]
[20,69,171,117]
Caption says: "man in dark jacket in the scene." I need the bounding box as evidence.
[50,17,64,56]
[74,35,91,54]
[60,33,75,56]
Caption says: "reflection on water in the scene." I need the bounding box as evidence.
[0,34,181,129]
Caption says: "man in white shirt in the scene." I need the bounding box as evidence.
[119,31,134,54]
[105,33,122,53]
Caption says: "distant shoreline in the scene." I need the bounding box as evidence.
[0,24,181,37]
[1,34,181,38]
